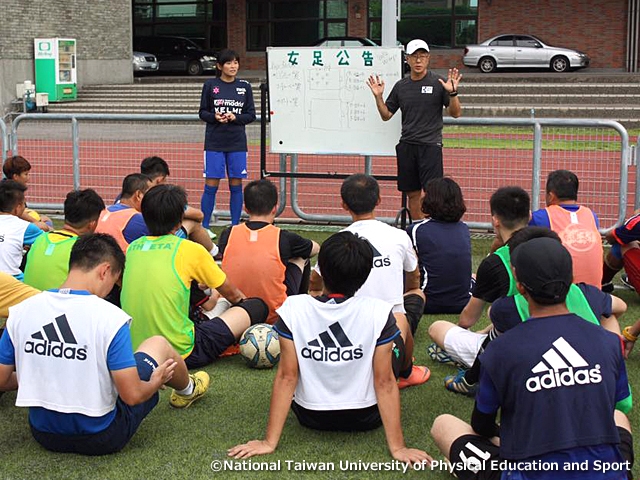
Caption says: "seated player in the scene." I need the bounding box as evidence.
[120,184,268,368]
[0,180,43,280]
[0,272,39,318]
[309,174,429,388]
[2,155,52,231]
[444,227,627,396]
[0,234,210,456]
[218,179,319,323]
[23,189,105,290]
[139,155,210,236]
[530,169,602,287]
[228,231,432,465]
[602,210,640,292]
[407,177,473,314]
[427,186,529,368]
[431,237,633,480]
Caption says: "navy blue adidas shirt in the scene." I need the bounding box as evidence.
[406,219,472,312]
[477,314,630,472]
[199,77,256,152]
[490,283,613,334]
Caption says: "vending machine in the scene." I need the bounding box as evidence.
[34,38,77,101]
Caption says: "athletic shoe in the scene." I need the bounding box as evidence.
[170,371,210,409]
[427,343,458,366]
[621,274,635,291]
[206,229,217,240]
[601,282,614,293]
[444,369,477,397]
[398,365,431,389]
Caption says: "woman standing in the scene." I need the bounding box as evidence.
[199,49,256,227]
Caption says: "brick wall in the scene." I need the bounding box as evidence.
[478,0,627,69]
[0,0,131,60]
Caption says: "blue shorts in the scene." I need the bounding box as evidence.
[203,150,248,179]
[30,352,160,456]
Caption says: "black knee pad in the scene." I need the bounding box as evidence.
[236,297,269,325]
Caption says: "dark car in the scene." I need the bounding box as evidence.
[133,36,217,76]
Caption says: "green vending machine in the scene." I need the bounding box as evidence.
[34,38,77,101]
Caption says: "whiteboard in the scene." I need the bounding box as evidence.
[267,46,403,156]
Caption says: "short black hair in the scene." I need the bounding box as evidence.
[244,179,277,215]
[140,156,170,180]
[217,49,240,66]
[69,233,125,276]
[2,155,31,179]
[490,186,530,230]
[64,189,106,228]
[121,173,152,199]
[546,169,579,201]
[508,226,561,252]
[141,184,187,236]
[0,180,27,213]
[421,177,466,222]
[341,174,379,215]
[318,231,373,297]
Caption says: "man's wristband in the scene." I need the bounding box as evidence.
[449,90,458,97]
[623,326,638,342]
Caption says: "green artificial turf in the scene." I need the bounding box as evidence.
[0,231,638,479]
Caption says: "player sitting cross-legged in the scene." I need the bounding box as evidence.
[229,231,432,465]
[0,233,210,455]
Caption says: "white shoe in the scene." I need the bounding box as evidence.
[206,229,217,240]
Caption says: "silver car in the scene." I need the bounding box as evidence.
[133,51,159,75]
[463,34,590,73]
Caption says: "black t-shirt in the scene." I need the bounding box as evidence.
[489,283,613,334]
[385,70,450,145]
[218,221,314,265]
[472,253,511,303]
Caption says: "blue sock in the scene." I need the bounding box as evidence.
[201,184,218,228]
[229,184,243,225]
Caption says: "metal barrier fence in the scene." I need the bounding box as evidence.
[0,118,7,164]
[10,113,635,232]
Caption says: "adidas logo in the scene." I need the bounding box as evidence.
[525,337,601,393]
[301,322,363,362]
[353,233,390,268]
[24,314,87,361]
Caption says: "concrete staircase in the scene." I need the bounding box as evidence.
[45,72,640,128]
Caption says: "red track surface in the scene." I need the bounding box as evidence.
[13,139,635,229]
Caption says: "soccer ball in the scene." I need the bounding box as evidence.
[239,324,281,369]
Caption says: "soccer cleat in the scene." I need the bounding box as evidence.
[427,343,459,366]
[170,371,210,409]
[621,274,635,291]
[398,365,431,389]
[601,282,614,293]
[206,229,217,240]
[444,369,477,397]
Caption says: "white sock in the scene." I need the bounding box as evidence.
[209,243,219,257]
[175,378,194,396]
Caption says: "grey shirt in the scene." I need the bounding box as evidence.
[385,71,450,145]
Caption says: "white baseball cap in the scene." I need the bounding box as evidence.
[406,39,430,54]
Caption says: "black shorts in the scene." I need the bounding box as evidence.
[283,262,303,296]
[396,142,443,192]
[185,317,236,369]
[30,352,159,456]
[291,401,382,432]
[449,434,501,480]
[403,293,425,336]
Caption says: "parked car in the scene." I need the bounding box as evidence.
[132,51,159,75]
[313,36,378,47]
[463,34,590,73]
[133,36,217,76]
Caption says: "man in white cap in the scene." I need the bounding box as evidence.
[367,39,462,222]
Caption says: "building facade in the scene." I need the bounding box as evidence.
[1,0,637,114]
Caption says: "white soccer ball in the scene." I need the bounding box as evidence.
[239,323,281,369]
